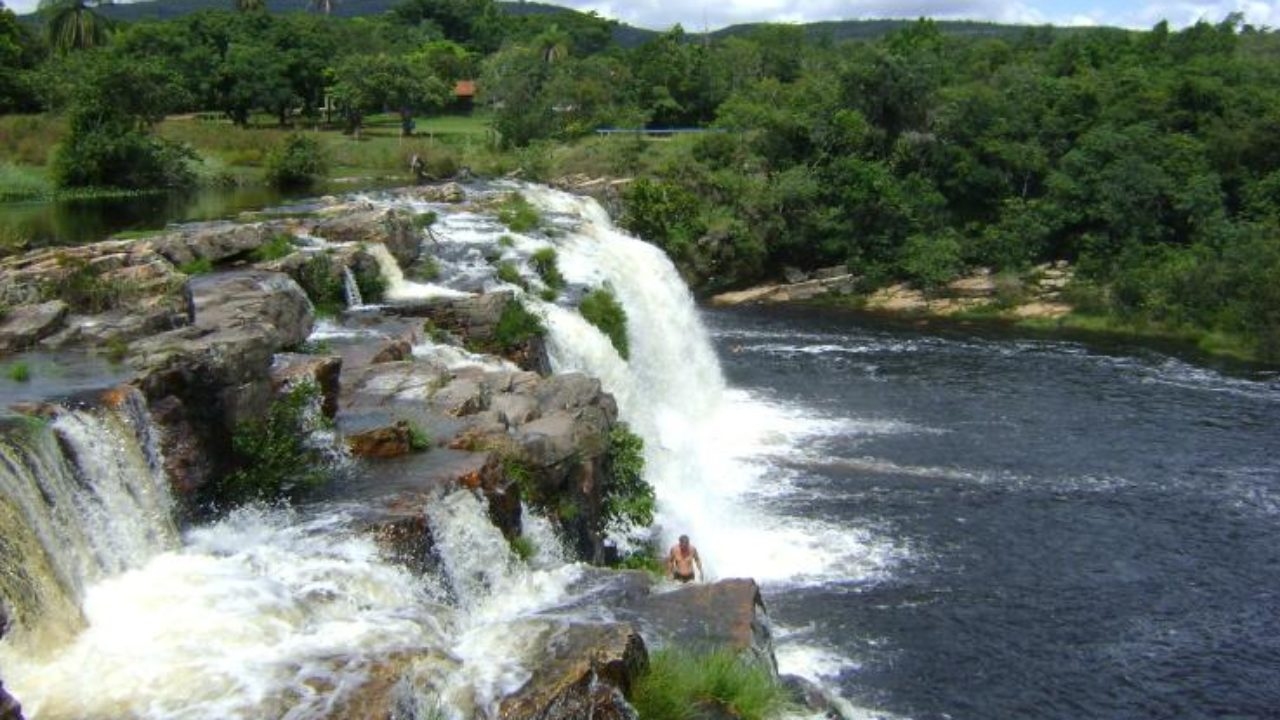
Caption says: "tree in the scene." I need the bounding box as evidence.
[39,0,111,54]
[329,53,449,137]
[235,0,265,12]
[0,1,41,112]
[50,52,196,189]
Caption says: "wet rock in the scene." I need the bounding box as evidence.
[271,353,342,419]
[346,419,416,459]
[498,621,646,720]
[0,300,68,354]
[400,182,466,203]
[780,674,849,719]
[309,208,421,268]
[0,681,22,720]
[187,270,314,347]
[370,336,413,363]
[782,266,809,284]
[38,303,186,351]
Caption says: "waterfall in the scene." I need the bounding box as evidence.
[0,388,178,656]
[363,243,468,302]
[522,185,886,586]
[341,266,364,308]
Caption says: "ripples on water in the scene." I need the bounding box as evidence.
[706,305,1280,720]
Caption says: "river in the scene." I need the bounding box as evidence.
[704,305,1280,719]
[2,185,1278,719]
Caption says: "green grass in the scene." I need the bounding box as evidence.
[407,422,431,452]
[253,233,296,262]
[112,227,168,240]
[630,648,790,720]
[6,362,31,383]
[530,247,565,292]
[178,257,215,275]
[495,261,526,289]
[580,287,629,360]
[0,162,54,202]
[510,535,537,562]
[497,193,541,233]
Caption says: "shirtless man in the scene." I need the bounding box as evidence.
[667,534,703,583]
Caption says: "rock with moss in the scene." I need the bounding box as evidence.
[497,620,647,720]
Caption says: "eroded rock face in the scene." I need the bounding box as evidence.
[271,353,342,419]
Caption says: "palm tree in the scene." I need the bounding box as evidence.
[39,0,111,53]
[234,0,265,12]
[535,25,570,65]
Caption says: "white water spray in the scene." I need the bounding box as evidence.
[521,185,899,587]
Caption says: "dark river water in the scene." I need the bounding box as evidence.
[706,305,1280,720]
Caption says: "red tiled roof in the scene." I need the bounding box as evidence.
[454,80,476,98]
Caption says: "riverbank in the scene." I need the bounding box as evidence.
[711,263,1271,367]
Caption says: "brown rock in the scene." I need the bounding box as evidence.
[271,353,342,419]
[346,420,416,459]
[308,209,421,268]
[370,337,413,363]
[498,621,646,720]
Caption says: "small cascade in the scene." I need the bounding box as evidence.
[341,265,364,308]
[364,243,468,302]
[0,387,178,655]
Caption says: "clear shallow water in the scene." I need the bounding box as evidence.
[706,305,1280,719]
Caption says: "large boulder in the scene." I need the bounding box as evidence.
[386,291,551,374]
[0,300,67,354]
[613,578,778,677]
[309,208,422,268]
[270,352,342,419]
[498,621,646,720]
[147,221,293,268]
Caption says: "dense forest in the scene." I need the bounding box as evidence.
[2,0,1279,360]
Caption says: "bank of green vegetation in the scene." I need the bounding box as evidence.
[2,1,1279,361]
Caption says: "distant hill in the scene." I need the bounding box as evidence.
[23,0,1095,47]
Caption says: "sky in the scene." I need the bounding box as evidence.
[5,0,1278,31]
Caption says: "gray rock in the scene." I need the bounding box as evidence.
[309,208,421,268]
[783,266,809,284]
[270,352,342,419]
[187,270,314,347]
[0,300,68,354]
[149,222,290,267]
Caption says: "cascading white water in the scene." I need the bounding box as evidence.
[0,389,178,655]
[519,185,898,587]
[364,242,468,301]
[341,266,364,308]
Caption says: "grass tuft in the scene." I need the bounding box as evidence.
[630,647,789,720]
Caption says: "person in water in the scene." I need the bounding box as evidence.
[667,534,703,583]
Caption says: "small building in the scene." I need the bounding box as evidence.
[451,80,476,115]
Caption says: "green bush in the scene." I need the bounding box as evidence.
[355,264,387,304]
[214,381,332,505]
[491,299,544,353]
[253,234,296,262]
[603,424,652,529]
[297,252,344,317]
[899,231,963,293]
[407,422,431,452]
[54,128,196,190]
[530,247,565,291]
[496,261,526,289]
[580,287,629,360]
[412,211,438,229]
[264,133,329,190]
[630,648,789,720]
[497,193,541,233]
